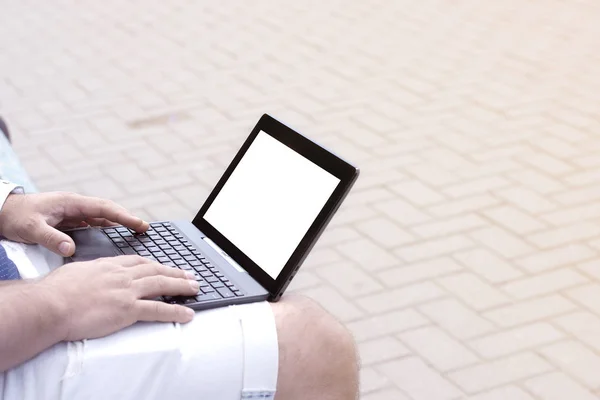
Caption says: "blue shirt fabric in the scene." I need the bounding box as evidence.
[0,244,20,280]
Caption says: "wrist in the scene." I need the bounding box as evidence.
[0,194,20,238]
[34,279,70,342]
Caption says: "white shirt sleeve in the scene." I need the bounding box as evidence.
[0,179,24,211]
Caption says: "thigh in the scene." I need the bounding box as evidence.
[2,301,278,400]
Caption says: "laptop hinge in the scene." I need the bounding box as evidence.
[202,237,246,273]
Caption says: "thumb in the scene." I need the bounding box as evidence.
[29,221,76,257]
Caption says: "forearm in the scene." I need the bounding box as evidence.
[0,280,66,372]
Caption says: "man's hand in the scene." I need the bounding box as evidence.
[0,192,149,257]
[40,255,198,341]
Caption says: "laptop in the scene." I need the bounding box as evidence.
[65,114,359,310]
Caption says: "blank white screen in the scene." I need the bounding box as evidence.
[204,131,340,279]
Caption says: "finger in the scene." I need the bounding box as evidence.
[128,262,195,280]
[133,275,200,298]
[135,300,194,323]
[109,255,155,268]
[57,220,88,229]
[63,194,149,233]
[85,217,119,227]
[24,219,76,256]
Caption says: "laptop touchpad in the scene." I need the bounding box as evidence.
[66,229,121,260]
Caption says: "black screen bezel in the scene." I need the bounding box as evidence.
[192,114,358,298]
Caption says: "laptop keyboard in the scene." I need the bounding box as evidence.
[102,222,244,304]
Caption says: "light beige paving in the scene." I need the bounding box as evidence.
[2,0,600,398]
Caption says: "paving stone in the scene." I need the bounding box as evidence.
[358,337,411,366]
[448,353,553,393]
[525,372,598,400]
[453,248,524,284]
[484,295,576,328]
[399,326,479,371]
[469,322,564,359]
[466,386,536,400]
[395,235,475,262]
[502,269,589,299]
[437,273,511,311]
[357,281,445,314]
[469,227,535,259]
[377,257,462,287]
[360,368,393,396]
[378,357,463,400]
[348,309,430,342]
[515,244,596,273]
[419,298,495,340]
[539,340,600,390]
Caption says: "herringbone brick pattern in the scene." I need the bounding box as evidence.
[2,0,600,398]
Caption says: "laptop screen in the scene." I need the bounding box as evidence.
[204,131,340,279]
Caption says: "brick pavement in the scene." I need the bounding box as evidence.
[2,0,600,398]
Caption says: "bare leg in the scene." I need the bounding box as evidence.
[271,295,359,400]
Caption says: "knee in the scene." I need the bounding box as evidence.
[272,295,359,400]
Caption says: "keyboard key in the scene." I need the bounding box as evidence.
[133,245,145,251]
[163,262,176,268]
[116,242,130,248]
[216,287,235,298]
[206,276,218,283]
[170,255,182,261]
[139,237,152,244]
[195,293,220,302]
[116,227,129,233]
[174,259,188,266]
[150,248,163,255]
[233,290,244,297]
[184,255,196,262]
[201,287,215,294]
[157,256,170,263]
[200,271,213,278]
[182,297,198,305]
[165,237,177,242]
[211,282,225,289]
[180,265,193,271]
[146,246,159,252]
[225,282,235,288]
[180,250,191,256]
[189,260,201,267]
[164,249,176,255]
[121,247,137,255]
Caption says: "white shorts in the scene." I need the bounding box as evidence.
[0,242,279,400]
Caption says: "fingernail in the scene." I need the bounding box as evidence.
[185,271,196,280]
[185,308,195,318]
[58,241,72,256]
[189,281,200,291]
